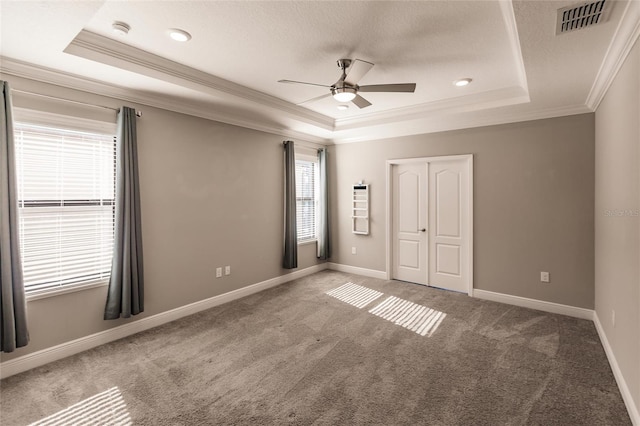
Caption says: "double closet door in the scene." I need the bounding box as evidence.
[391,155,472,294]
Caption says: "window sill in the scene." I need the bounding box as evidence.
[298,239,317,246]
[26,279,109,302]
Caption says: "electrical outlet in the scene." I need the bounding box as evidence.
[225,265,231,276]
[540,271,550,283]
[612,310,616,328]
[352,247,357,255]
[216,267,222,278]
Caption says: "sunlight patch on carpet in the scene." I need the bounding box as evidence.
[29,386,131,426]
[369,296,446,337]
[325,282,383,308]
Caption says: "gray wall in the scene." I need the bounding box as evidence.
[0,75,323,362]
[595,38,640,413]
[329,114,595,309]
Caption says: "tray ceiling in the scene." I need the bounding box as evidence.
[0,0,637,144]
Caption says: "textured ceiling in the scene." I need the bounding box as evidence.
[0,0,636,143]
[82,0,522,117]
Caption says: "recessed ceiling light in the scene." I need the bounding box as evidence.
[167,28,191,42]
[337,105,349,110]
[112,22,130,36]
[454,78,472,87]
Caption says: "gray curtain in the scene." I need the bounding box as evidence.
[317,148,331,260]
[283,140,297,269]
[105,106,144,320]
[0,80,29,352]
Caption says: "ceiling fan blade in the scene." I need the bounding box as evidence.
[278,79,331,88]
[359,83,416,93]
[352,94,372,109]
[344,59,374,85]
[297,93,332,105]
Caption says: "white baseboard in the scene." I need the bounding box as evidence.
[472,289,594,320]
[593,312,640,425]
[327,262,387,280]
[3,263,637,425]
[0,263,328,379]
[472,289,639,423]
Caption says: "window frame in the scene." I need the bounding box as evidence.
[13,112,118,301]
[295,152,319,245]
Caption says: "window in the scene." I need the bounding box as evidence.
[14,122,116,294]
[295,156,318,242]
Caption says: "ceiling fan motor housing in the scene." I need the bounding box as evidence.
[331,85,358,96]
[331,84,358,102]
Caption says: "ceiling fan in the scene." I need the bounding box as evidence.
[278,59,416,109]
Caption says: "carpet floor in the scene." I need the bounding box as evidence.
[0,270,631,425]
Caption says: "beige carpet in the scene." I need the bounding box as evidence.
[0,270,631,425]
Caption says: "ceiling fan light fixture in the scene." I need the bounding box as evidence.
[332,87,357,102]
[278,58,415,109]
[167,28,192,42]
[454,78,472,87]
[112,22,130,36]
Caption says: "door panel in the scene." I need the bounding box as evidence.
[398,172,419,232]
[435,170,461,238]
[399,240,420,268]
[393,164,427,285]
[428,160,469,293]
[435,244,461,276]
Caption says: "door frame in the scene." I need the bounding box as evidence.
[385,154,474,296]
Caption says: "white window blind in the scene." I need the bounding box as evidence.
[14,123,116,293]
[295,158,317,242]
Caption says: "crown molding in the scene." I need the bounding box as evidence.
[65,30,538,138]
[2,55,592,147]
[438,103,593,135]
[586,0,640,110]
[64,30,334,131]
[330,103,591,144]
[0,57,330,145]
[334,86,530,131]
[499,0,530,93]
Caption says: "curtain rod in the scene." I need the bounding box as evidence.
[11,89,142,117]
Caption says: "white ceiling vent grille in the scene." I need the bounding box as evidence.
[556,0,608,35]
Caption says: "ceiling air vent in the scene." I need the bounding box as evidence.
[556,0,608,35]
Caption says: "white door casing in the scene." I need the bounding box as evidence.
[386,155,473,295]
[392,163,427,285]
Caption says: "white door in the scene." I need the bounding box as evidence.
[392,163,427,284]
[428,159,469,293]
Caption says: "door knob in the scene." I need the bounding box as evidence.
[420,228,426,232]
